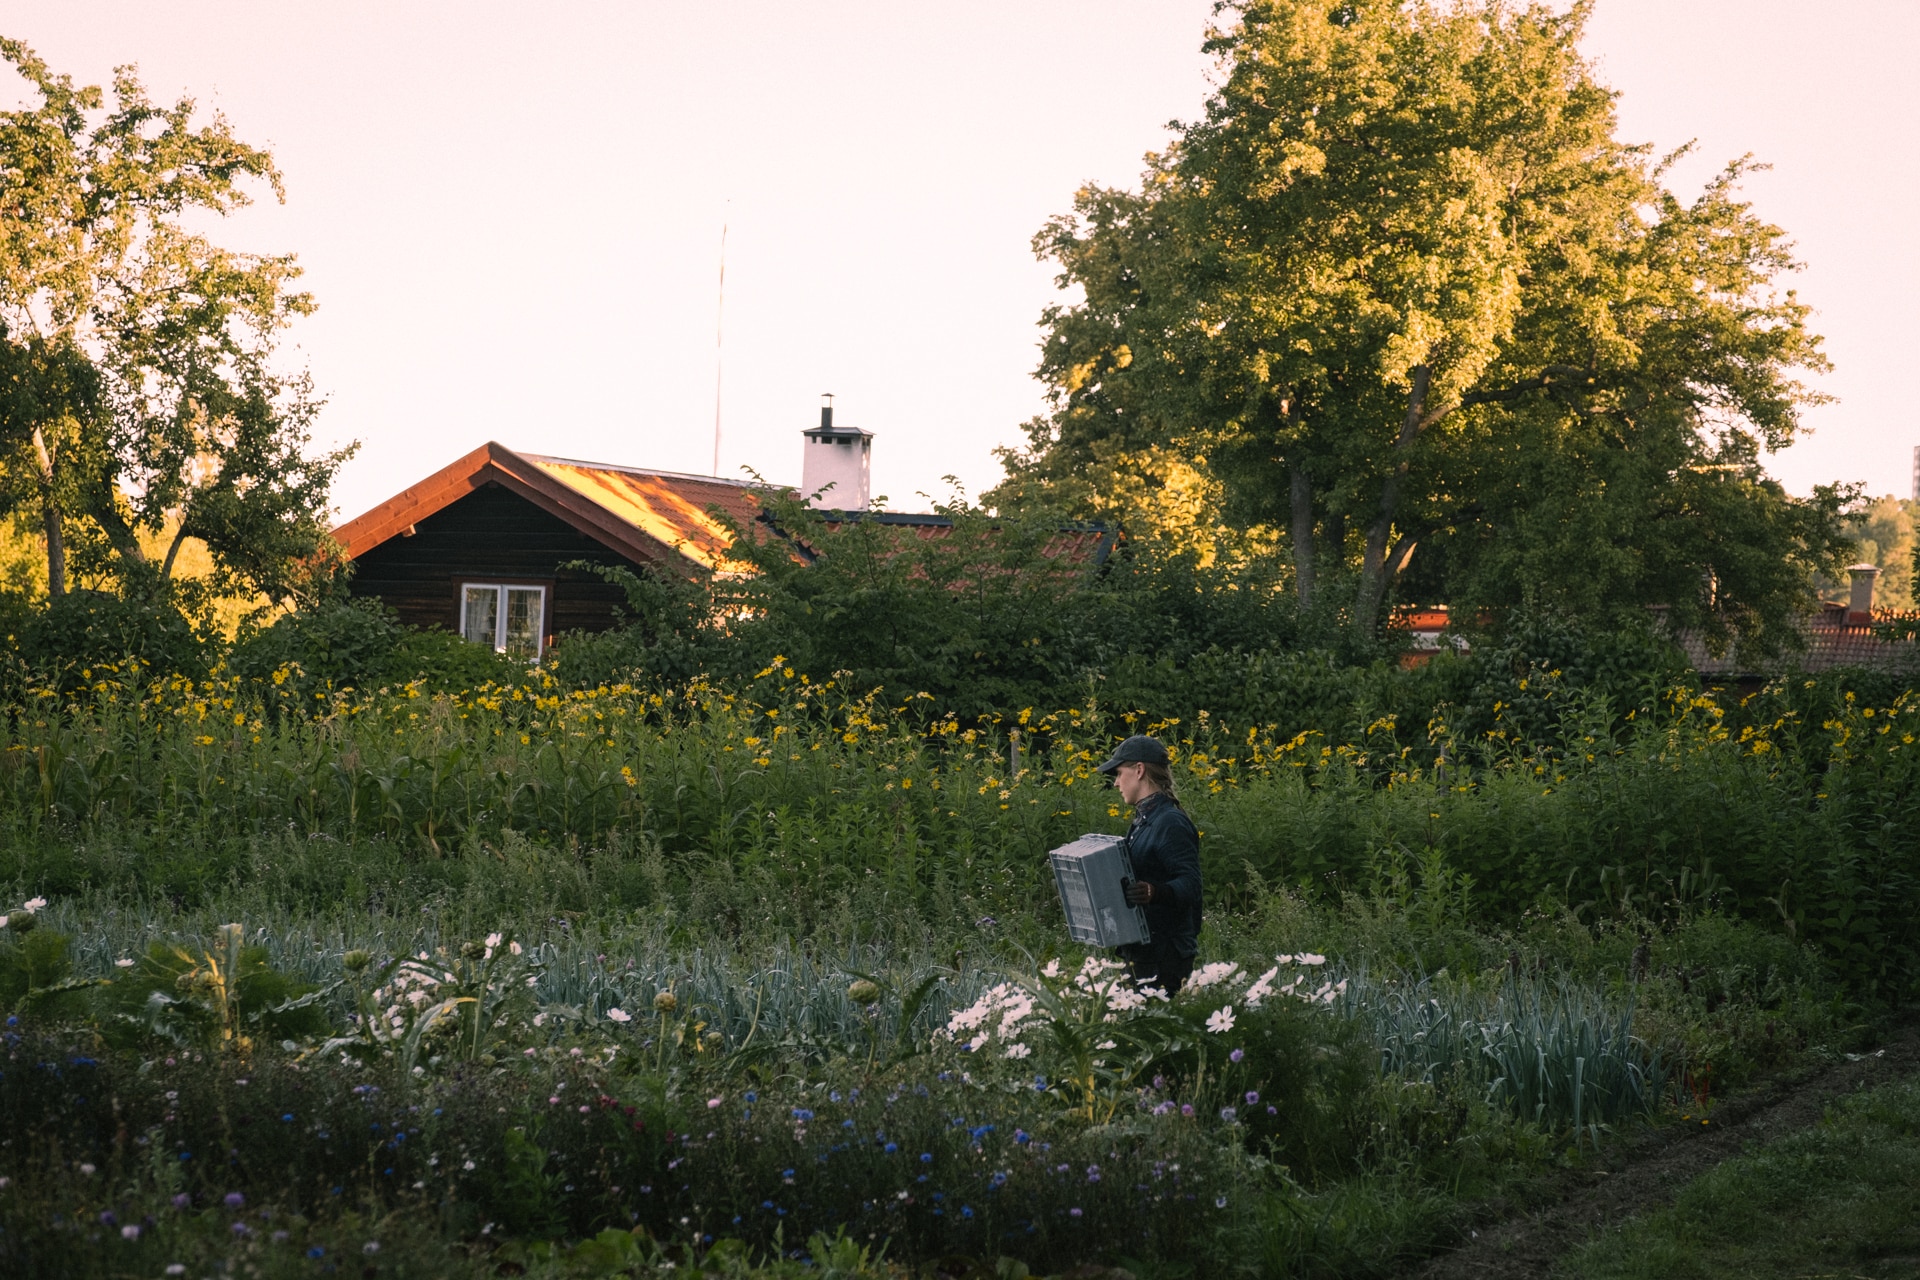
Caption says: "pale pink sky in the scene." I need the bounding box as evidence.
[8,2,1917,520]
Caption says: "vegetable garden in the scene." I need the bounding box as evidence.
[1,653,1911,1277]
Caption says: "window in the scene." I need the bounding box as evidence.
[460,583,546,661]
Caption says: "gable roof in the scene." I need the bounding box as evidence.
[331,442,770,573]
[334,442,1121,578]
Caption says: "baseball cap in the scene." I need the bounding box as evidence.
[1096,734,1170,775]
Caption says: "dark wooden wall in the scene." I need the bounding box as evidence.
[348,482,647,638]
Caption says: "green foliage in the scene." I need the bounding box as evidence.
[12,587,211,690]
[97,922,331,1052]
[0,910,94,1022]
[1018,0,1853,647]
[0,37,352,603]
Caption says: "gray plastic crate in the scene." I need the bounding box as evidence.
[1049,833,1150,948]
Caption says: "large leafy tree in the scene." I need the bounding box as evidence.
[1011,0,1853,651]
[0,38,349,604]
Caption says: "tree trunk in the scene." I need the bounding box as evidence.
[30,427,65,598]
[1354,364,1431,636]
[40,490,65,598]
[1289,459,1316,607]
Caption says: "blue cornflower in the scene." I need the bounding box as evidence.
[791,1107,815,1121]
[1032,1075,1047,1091]
[307,1247,325,1259]
[744,1091,758,1102]
[281,1113,294,1123]
[842,1119,856,1130]
[961,1205,974,1218]
[920,1152,933,1163]
[1013,1130,1031,1145]
[884,1143,898,1154]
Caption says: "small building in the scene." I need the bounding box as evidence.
[330,440,771,658]
[331,401,1111,659]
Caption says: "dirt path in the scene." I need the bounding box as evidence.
[1403,1015,1920,1280]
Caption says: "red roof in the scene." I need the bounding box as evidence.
[332,442,772,574]
[1682,604,1918,676]
[332,444,1117,575]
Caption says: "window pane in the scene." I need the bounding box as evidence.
[504,588,544,661]
[462,586,499,648]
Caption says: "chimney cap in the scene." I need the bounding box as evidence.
[1847,562,1879,574]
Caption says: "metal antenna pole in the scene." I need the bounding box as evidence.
[713,220,728,476]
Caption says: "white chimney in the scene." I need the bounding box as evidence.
[1847,562,1878,623]
[801,394,872,511]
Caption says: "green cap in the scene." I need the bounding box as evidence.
[1096,734,1170,774]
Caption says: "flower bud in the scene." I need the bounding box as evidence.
[460,940,486,960]
[342,950,371,973]
[652,991,678,1014]
[847,979,882,1006]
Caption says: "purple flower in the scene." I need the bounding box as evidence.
[1245,1091,1260,1105]
[1069,1207,1083,1218]
[224,1192,245,1209]
[231,1222,251,1236]
[1229,1048,1245,1063]
[98,1210,117,1226]
[1220,1106,1238,1122]
[170,1194,190,1210]
[1180,1103,1195,1117]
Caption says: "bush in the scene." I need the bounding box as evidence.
[13,588,210,690]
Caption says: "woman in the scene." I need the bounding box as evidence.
[1097,734,1202,994]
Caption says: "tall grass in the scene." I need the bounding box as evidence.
[5,661,1917,987]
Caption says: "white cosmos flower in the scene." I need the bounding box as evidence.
[22,897,47,913]
[1205,1006,1236,1034]
[485,933,503,948]
[509,941,523,956]
[115,958,135,969]
[1188,962,1241,991]
[1040,959,1061,978]
[606,1007,632,1023]
[1003,1043,1032,1059]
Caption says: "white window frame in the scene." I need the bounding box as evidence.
[460,582,548,663]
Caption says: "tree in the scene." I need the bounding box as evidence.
[1014,0,1853,652]
[0,38,350,604]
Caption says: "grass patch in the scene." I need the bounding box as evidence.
[1563,1076,1920,1278]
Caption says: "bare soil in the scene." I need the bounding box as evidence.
[1401,1014,1920,1280]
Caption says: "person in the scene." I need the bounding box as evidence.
[1097,734,1202,994]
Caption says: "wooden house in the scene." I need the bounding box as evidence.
[330,441,774,659]
[331,403,1115,660]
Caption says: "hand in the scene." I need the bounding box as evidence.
[1124,879,1153,906]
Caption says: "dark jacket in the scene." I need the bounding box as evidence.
[1122,791,1202,958]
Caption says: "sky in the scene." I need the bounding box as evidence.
[6,1,1918,522]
